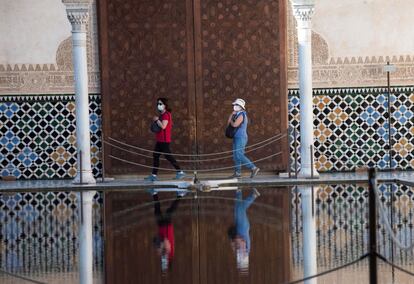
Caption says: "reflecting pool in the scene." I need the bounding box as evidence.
[1,183,414,283]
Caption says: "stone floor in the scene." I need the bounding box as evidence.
[0,170,412,193]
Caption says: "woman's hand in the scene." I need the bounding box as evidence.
[153,116,159,122]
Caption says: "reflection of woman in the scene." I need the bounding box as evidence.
[228,188,260,271]
[145,98,186,181]
[151,190,185,272]
[227,98,260,178]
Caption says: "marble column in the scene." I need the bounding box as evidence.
[78,191,96,284]
[299,186,317,284]
[291,0,319,178]
[65,2,96,184]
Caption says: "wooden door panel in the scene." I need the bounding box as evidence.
[98,0,288,175]
[99,0,197,175]
[193,0,288,171]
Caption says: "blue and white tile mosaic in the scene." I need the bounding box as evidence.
[289,86,414,172]
[0,94,101,179]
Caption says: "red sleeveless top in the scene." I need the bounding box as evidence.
[156,111,172,143]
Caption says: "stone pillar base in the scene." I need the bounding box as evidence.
[298,168,320,179]
[73,171,96,184]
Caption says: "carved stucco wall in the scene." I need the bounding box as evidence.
[288,0,414,88]
[0,0,100,94]
[3,0,413,93]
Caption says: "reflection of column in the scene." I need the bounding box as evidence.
[65,2,96,184]
[79,191,96,284]
[291,0,318,178]
[299,186,317,284]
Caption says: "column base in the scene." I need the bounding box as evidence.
[73,171,96,184]
[298,167,319,179]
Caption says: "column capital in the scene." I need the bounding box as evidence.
[291,0,315,26]
[63,1,90,32]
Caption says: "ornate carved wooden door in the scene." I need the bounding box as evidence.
[98,0,287,175]
[192,0,288,172]
[98,0,198,175]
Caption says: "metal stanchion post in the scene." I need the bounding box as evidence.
[79,150,83,185]
[287,128,292,178]
[384,62,396,170]
[293,127,298,178]
[101,133,105,182]
[80,191,84,224]
[311,186,315,217]
[310,145,314,179]
[368,168,378,284]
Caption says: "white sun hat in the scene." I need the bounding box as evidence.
[232,98,246,109]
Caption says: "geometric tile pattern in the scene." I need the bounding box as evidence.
[0,94,101,179]
[0,86,412,178]
[0,192,103,278]
[291,184,414,268]
[289,86,414,171]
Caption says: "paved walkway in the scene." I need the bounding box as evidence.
[0,171,412,193]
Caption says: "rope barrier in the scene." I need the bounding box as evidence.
[0,268,47,284]
[284,253,369,284]
[108,133,286,157]
[104,134,285,162]
[374,183,414,250]
[109,151,283,172]
[376,253,414,277]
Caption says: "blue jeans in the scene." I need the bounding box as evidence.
[233,136,255,175]
[234,190,256,252]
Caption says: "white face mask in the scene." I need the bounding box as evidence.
[233,105,242,112]
[157,103,165,112]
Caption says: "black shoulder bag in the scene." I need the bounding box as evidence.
[150,120,162,133]
[225,112,244,139]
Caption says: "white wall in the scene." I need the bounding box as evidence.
[0,0,100,94]
[288,0,414,88]
[0,0,71,64]
[313,0,414,59]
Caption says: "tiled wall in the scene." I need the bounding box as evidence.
[0,87,413,180]
[0,94,101,179]
[289,86,414,172]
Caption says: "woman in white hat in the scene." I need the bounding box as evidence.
[227,98,260,178]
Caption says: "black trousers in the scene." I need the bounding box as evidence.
[153,194,181,226]
[152,142,181,175]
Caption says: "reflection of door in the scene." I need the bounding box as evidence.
[98,0,287,175]
[197,190,291,284]
[104,189,291,283]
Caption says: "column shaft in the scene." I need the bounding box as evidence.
[66,4,96,184]
[300,186,317,284]
[293,3,318,178]
[79,191,96,284]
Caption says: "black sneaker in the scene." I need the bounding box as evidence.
[250,167,260,178]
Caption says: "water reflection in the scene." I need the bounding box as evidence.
[104,186,291,284]
[1,184,413,283]
[150,190,186,273]
[228,188,260,273]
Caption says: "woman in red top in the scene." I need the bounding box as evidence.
[145,98,186,181]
